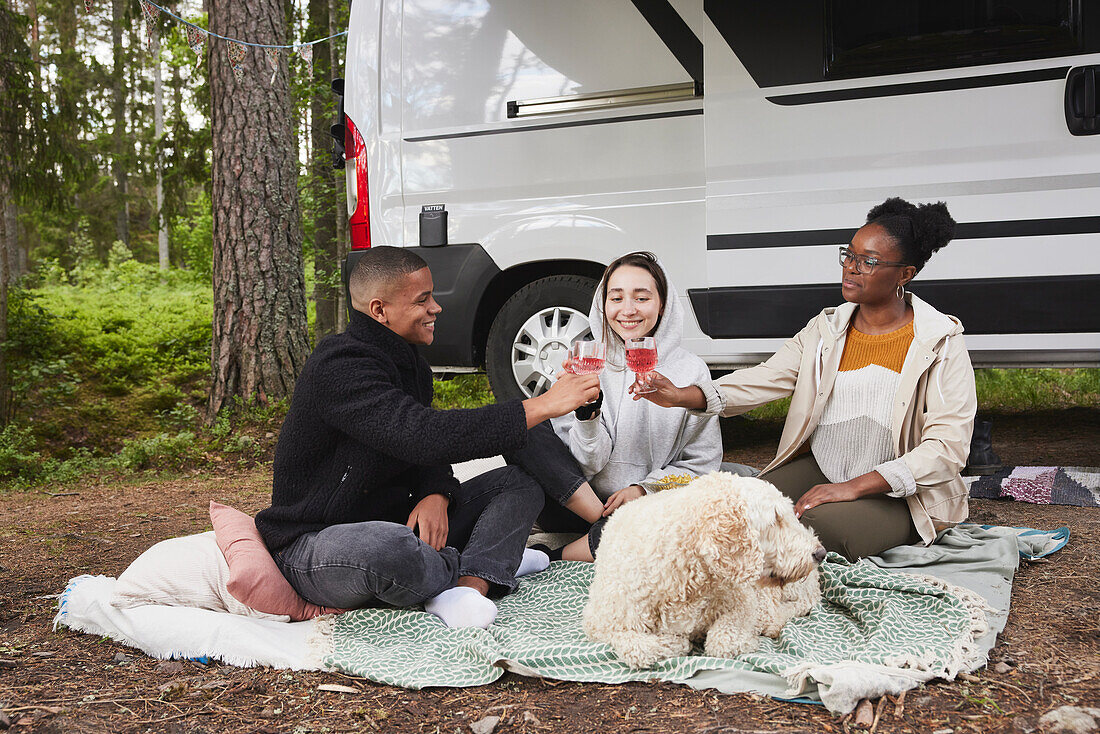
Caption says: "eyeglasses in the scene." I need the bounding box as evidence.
[838,247,908,275]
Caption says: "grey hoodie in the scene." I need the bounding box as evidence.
[550,275,722,500]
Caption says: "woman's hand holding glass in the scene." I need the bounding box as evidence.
[628,371,707,410]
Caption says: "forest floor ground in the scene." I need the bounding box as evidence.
[1,409,1098,733]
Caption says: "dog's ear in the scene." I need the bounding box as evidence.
[694,491,764,583]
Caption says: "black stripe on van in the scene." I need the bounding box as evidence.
[403,108,702,143]
[687,274,1100,339]
[765,67,1069,106]
[629,0,703,85]
[707,215,1100,251]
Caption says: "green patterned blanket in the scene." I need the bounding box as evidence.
[321,554,989,706]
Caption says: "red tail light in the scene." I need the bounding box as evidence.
[345,115,371,250]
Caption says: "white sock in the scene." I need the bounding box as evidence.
[516,548,550,577]
[424,586,498,629]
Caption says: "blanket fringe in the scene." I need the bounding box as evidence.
[782,572,994,698]
[305,614,337,670]
[882,572,993,679]
[52,575,93,630]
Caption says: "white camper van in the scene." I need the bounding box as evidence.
[337,0,1100,401]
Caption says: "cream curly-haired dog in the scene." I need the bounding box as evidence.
[583,472,825,669]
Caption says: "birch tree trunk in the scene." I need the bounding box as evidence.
[154,34,168,271]
[111,0,129,248]
[208,0,309,419]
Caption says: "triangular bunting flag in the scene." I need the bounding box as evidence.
[296,44,313,79]
[138,0,160,52]
[185,25,206,61]
[227,40,248,83]
[265,47,280,85]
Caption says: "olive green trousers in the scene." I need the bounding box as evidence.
[762,453,922,561]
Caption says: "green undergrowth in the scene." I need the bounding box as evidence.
[738,368,1100,424]
[1,262,286,490]
[432,374,495,410]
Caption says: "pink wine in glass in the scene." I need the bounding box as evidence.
[625,348,657,373]
[567,341,606,376]
[625,336,657,393]
[572,356,606,375]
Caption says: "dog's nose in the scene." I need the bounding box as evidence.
[812,546,827,564]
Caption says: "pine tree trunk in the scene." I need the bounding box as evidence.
[111,0,129,248]
[309,0,336,338]
[208,0,309,419]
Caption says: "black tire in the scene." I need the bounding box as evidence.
[486,275,599,401]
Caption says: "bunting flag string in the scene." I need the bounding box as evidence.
[226,41,247,83]
[185,24,205,61]
[138,0,161,52]
[296,45,313,80]
[265,47,280,85]
[80,0,346,84]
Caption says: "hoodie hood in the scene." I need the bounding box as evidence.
[588,262,687,372]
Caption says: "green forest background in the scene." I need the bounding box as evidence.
[0,1,1097,490]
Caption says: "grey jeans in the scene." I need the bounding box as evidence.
[504,422,609,557]
[273,465,544,609]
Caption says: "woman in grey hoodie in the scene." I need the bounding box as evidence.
[507,252,722,562]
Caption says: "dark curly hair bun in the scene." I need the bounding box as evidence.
[865,197,956,273]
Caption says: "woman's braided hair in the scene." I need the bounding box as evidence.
[865,197,956,273]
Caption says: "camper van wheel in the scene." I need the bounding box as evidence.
[486,275,599,401]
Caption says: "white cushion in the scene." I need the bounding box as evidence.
[111,532,288,621]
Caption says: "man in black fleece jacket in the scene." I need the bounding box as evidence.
[256,247,598,628]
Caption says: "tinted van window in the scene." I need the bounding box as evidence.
[826,0,1083,79]
[707,0,1098,89]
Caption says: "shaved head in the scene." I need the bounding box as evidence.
[348,246,430,309]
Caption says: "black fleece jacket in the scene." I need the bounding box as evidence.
[256,308,529,553]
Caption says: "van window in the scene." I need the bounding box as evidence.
[826,0,1084,79]
[706,0,1098,89]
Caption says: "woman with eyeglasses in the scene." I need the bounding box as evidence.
[636,197,977,560]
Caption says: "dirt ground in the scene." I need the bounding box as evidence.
[1,409,1098,733]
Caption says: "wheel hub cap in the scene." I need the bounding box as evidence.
[510,306,592,397]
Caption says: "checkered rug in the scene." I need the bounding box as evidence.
[967,467,1100,507]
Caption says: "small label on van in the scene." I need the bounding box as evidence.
[422,204,445,212]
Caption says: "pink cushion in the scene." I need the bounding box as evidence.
[209,501,347,621]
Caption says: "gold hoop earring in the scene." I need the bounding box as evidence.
[896,284,905,300]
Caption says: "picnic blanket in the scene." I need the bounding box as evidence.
[967,466,1100,507]
[54,524,1066,714]
[322,554,990,706]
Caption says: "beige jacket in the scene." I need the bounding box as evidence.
[700,292,976,544]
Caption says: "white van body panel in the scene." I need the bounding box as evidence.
[393,0,706,288]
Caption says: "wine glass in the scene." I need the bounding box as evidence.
[567,340,606,375]
[625,336,657,393]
